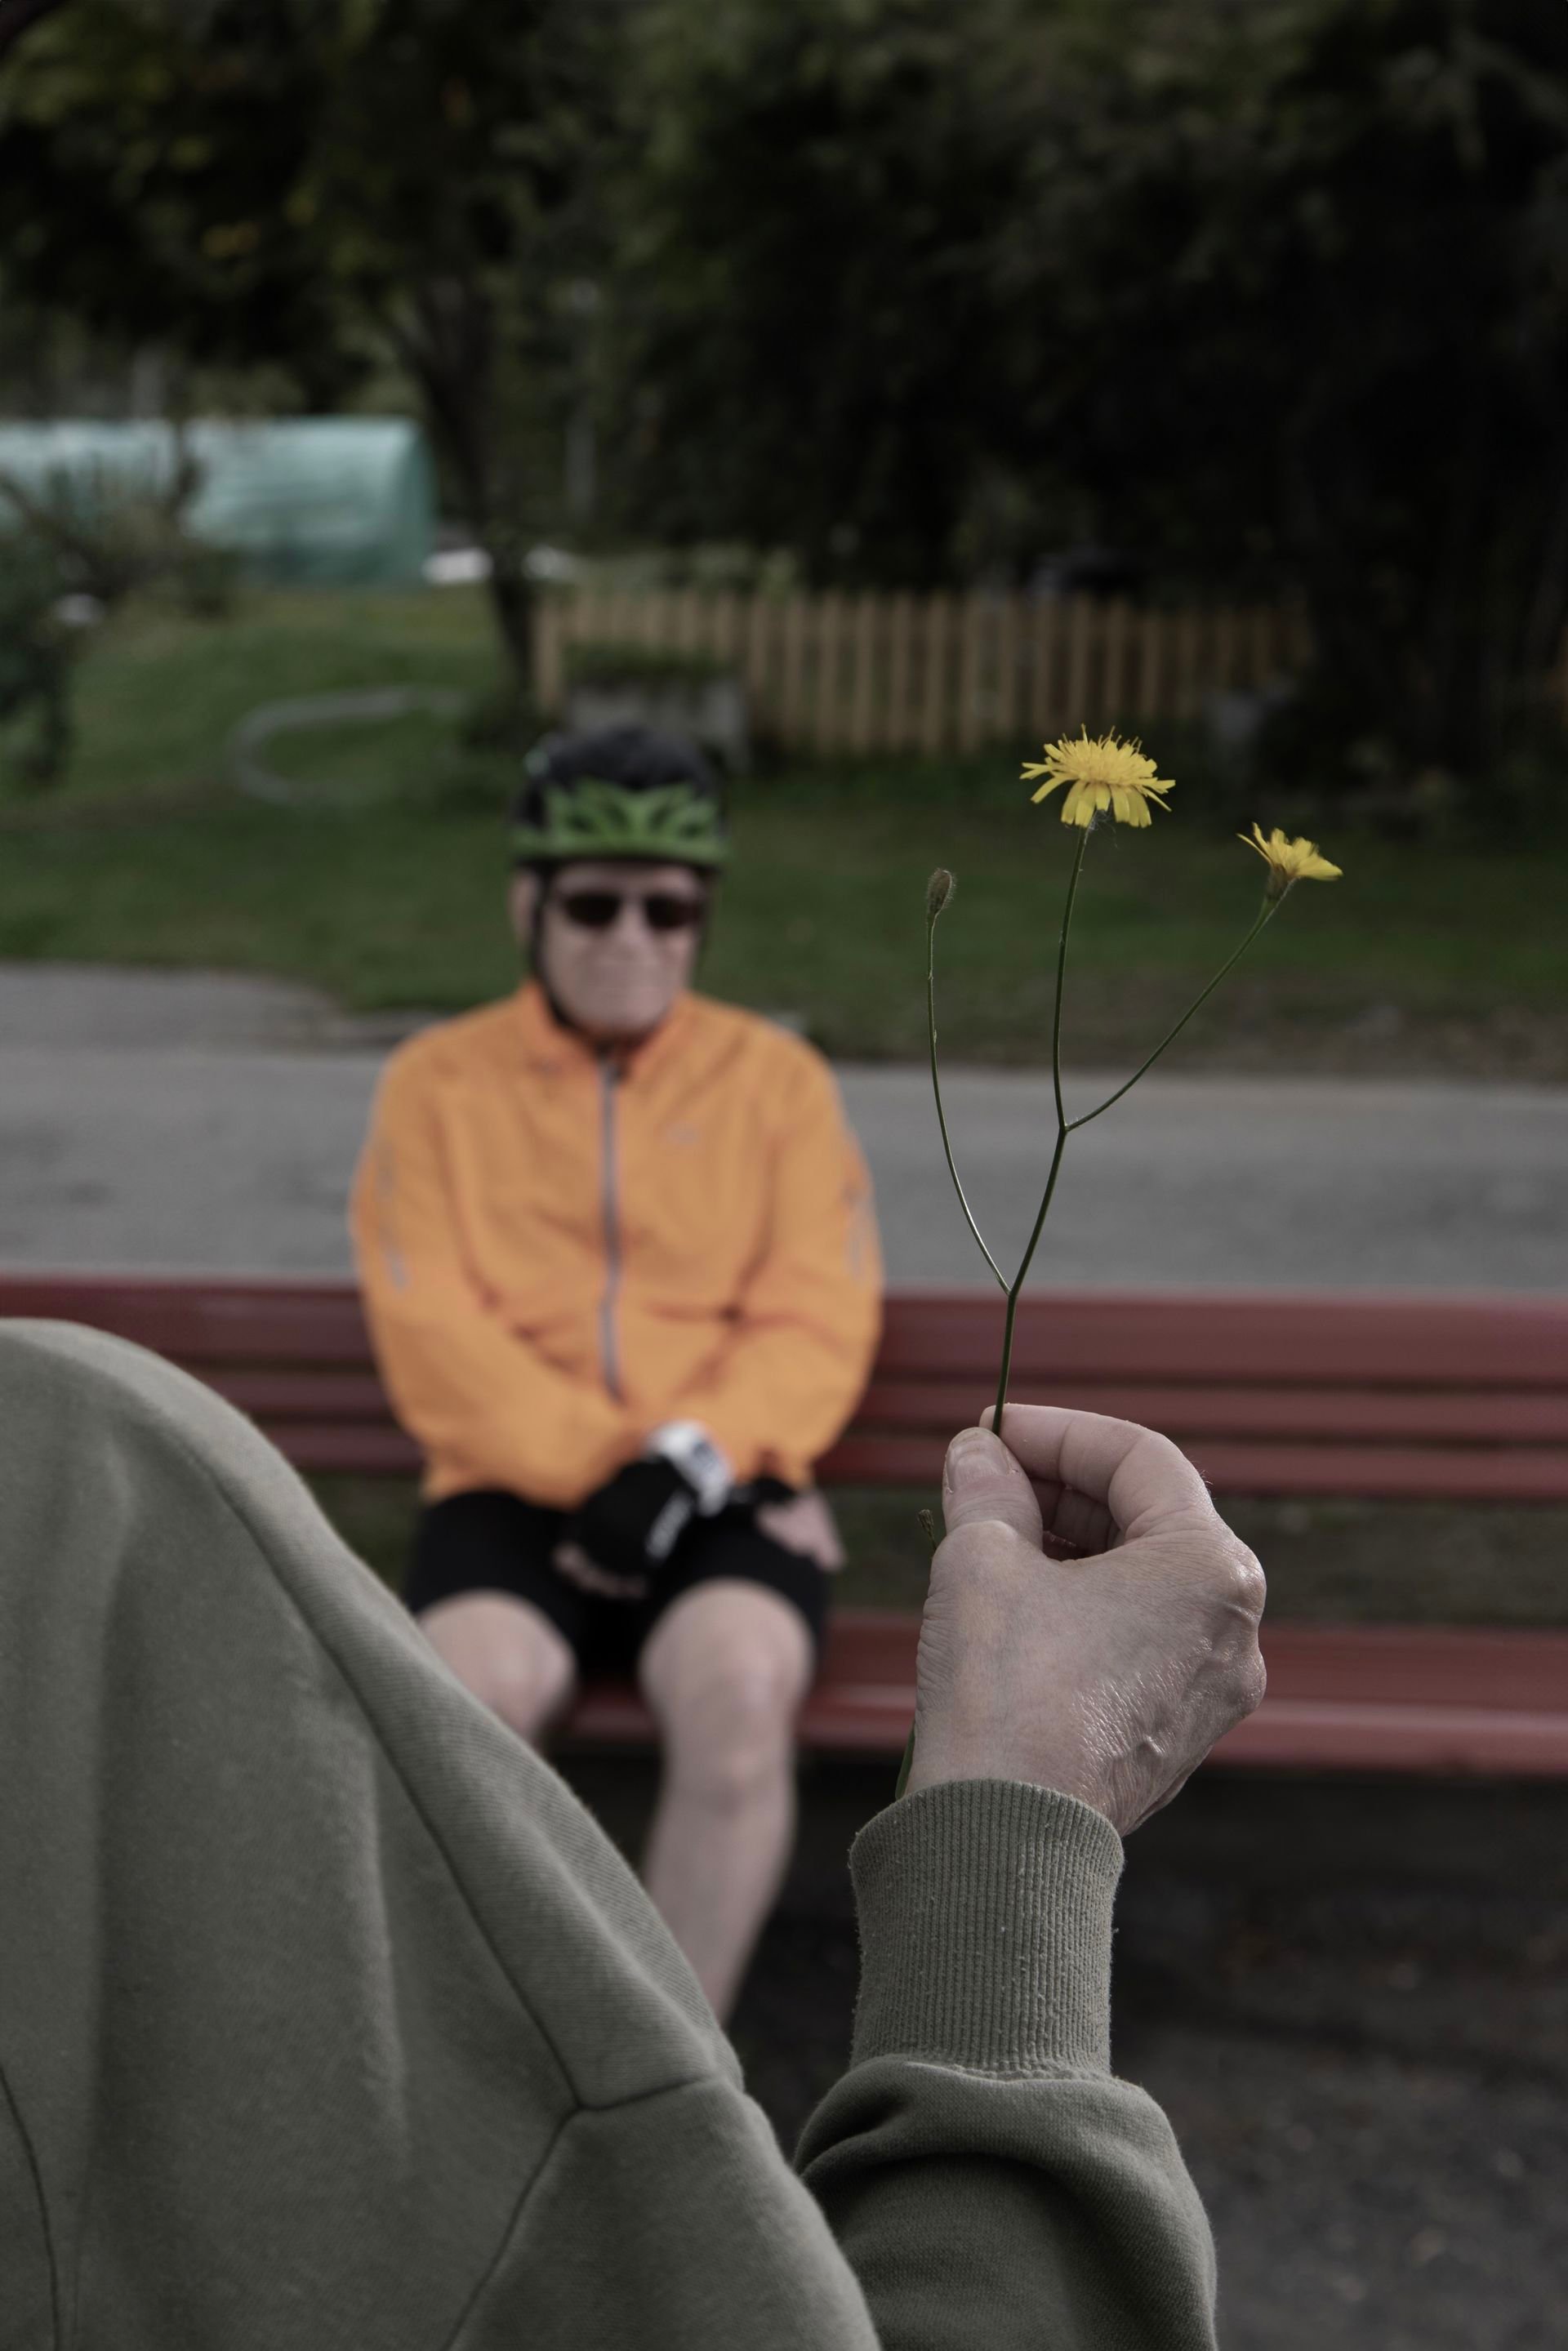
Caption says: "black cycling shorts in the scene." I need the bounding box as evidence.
[403,1485,830,1676]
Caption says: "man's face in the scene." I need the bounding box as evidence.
[510,858,708,1045]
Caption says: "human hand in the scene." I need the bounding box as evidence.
[755,1489,848,1572]
[905,1406,1266,1832]
[558,1456,699,1595]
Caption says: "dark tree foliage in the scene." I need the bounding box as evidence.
[0,0,69,63]
[0,0,621,687]
[610,0,1045,589]
[1022,0,1568,782]
[615,0,1568,781]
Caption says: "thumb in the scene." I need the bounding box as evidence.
[941,1427,1044,1546]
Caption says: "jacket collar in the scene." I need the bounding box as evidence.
[511,979,697,1081]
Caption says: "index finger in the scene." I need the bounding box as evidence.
[983,1403,1215,1540]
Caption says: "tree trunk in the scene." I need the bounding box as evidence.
[397,278,536,706]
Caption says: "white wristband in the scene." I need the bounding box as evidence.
[649,1421,733,1516]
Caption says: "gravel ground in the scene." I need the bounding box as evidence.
[565,1757,1568,2351]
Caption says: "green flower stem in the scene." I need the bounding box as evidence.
[1067,898,1279,1136]
[927,915,1007,1293]
[1049,830,1090,1134]
[992,1126,1068,1433]
[901,834,1089,1801]
[995,826,1089,1432]
[899,856,1283,1806]
[893,1734,915,1800]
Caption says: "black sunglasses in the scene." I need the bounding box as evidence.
[554,887,707,934]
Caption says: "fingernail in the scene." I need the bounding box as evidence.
[944,1428,993,1487]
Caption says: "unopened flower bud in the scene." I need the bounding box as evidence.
[925,868,956,923]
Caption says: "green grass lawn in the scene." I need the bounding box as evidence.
[3,585,1565,1071]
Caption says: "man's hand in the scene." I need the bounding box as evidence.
[754,1489,848,1572]
[557,1456,699,1596]
[906,1406,1267,1832]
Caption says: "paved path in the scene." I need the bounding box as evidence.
[2,965,1564,1289]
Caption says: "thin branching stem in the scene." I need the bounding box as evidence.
[927,915,1008,1293]
[1068,900,1280,1135]
[992,826,1090,1436]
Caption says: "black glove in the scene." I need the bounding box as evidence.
[563,1456,700,1587]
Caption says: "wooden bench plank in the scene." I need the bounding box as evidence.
[193,1366,1568,1450]
[562,1618,1568,1776]
[1210,1703,1568,1777]
[256,1423,421,1476]
[6,1271,1567,1506]
[6,1270,1566,1778]
[7,1274,1567,1387]
[820,1433,1568,1503]
[853,1380,1568,1445]
[773,1617,1568,1716]
[0,1276,371,1362]
[880,1290,1568,1387]
[227,1418,1568,1505]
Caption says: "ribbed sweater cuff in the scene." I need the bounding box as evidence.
[849,1779,1123,2075]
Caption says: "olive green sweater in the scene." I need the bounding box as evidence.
[0,1320,1217,2348]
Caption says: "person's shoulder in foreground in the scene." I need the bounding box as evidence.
[0,1318,1261,2349]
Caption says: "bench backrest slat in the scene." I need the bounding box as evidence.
[878,1291,1568,1387]
[6,1275,1565,1385]
[5,1271,1566,1506]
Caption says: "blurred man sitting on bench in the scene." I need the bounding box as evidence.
[351,725,881,2015]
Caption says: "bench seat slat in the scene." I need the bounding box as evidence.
[562,1619,1568,1774]
[790,1617,1568,1712]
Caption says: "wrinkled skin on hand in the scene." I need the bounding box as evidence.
[906,1407,1267,1833]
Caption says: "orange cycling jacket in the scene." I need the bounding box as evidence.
[351,982,883,1509]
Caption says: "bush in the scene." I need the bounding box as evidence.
[564,639,735,689]
[0,531,73,790]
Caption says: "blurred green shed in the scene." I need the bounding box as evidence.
[0,417,435,586]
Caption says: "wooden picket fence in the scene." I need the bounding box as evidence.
[534,586,1316,756]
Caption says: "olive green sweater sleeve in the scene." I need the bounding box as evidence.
[497,1781,1218,2351]
[797,1781,1219,2349]
[0,1321,1216,2351]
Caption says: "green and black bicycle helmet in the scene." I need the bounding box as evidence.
[511,727,729,872]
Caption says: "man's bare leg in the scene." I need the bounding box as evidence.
[637,1580,814,2021]
[417,1591,578,1745]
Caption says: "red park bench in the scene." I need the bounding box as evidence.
[4,1271,1566,1778]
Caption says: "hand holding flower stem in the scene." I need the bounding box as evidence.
[896,746,1340,1798]
[929,746,1341,1431]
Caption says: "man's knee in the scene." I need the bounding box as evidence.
[642,1587,813,1803]
[418,1593,577,1741]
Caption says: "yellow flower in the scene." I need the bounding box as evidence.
[1022,728,1174,828]
[1238,822,1343,898]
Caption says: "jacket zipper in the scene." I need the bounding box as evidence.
[599,1059,624,1400]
